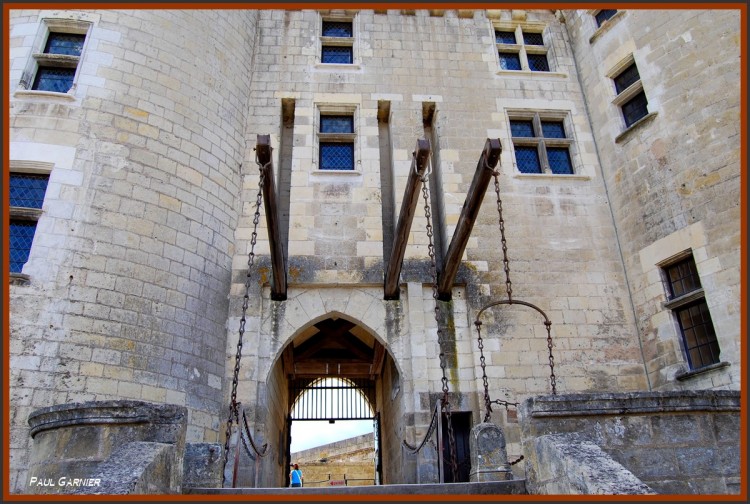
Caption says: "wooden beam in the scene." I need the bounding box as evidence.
[384,138,431,300]
[255,135,287,301]
[437,138,502,300]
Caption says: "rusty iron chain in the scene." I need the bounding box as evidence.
[492,171,513,302]
[420,167,459,483]
[545,320,557,394]
[474,320,493,422]
[222,155,268,478]
[401,406,439,454]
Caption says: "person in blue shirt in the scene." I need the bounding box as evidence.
[290,463,303,487]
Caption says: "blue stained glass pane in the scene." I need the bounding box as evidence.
[499,52,521,71]
[622,90,649,127]
[45,33,85,56]
[322,21,353,37]
[541,121,565,138]
[495,30,516,44]
[322,46,353,64]
[320,143,354,170]
[32,66,76,92]
[514,146,541,174]
[528,54,550,72]
[547,148,573,174]
[320,115,353,133]
[523,32,544,45]
[595,10,617,26]
[10,220,38,273]
[10,173,49,208]
[510,120,534,137]
[614,63,640,93]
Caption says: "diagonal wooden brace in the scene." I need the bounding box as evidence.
[438,138,502,300]
[256,134,287,301]
[384,138,432,300]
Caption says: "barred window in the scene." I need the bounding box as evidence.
[28,30,87,93]
[612,60,650,128]
[9,173,50,274]
[318,112,356,171]
[321,19,354,65]
[663,255,721,370]
[595,9,618,27]
[495,26,550,73]
[509,114,574,175]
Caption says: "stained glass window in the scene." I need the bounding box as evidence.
[499,52,521,71]
[595,10,617,27]
[320,143,354,170]
[322,46,353,64]
[495,30,516,44]
[10,173,49,208]
[527,54,550,72]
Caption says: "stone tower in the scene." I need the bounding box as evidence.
[7,8,742,494]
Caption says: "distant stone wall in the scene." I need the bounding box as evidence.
[519,391,741,494]
[291,433,376,486]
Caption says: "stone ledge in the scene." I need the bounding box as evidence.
[524,390,740,418]
[28,400,187,438]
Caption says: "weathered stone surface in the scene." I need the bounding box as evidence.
[520,391,741,494]
[182,443,223,489]
[469,422,513,482]
[25,400,186,494]
[528,433,655,495]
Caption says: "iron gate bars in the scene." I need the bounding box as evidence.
[290,377,375,421]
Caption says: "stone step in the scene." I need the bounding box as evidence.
[185,479,527,496]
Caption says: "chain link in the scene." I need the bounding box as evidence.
[222,156,267,477]
[474,321,493,423]
[493,171,513,302]
[420,169,459,483]
[545,320,557,395]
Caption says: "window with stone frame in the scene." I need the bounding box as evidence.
[20,19,91,94]
[321,18,354,64]
[594,9,618,27]
[495,25,550,72]
[317,106,356,171]
[9,172,50,276]
[611,58,650,128]
[661,253,721,371]
[509,112,574,175]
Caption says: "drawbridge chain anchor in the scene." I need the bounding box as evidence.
[473,168,557,425]
[222,142,270,487]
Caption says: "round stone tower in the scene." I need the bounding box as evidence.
[9,9,259,491]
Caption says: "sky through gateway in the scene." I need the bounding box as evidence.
[289,377,374,453]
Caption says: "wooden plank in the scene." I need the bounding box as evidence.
[384,138,431,300]
[255,135,287,301]
[437,138,502,300]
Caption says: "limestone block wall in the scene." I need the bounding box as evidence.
[562,9,741,390]
[229,7,650,485]
[292,432,377,486]
[8,9,258,493]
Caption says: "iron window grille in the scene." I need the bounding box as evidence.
[321,19,354,64]
[319,114,355,170]
[495,26,550,73]
[662,255,721,370]
[29,32,86,93]
[509,114,574,174]
[595,9,618,27]
[9,173,49,273]
[612,61,649,128]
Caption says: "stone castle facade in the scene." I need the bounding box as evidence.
[7,8,742,494]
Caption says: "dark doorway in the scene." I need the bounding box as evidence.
[441,411,472,483]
